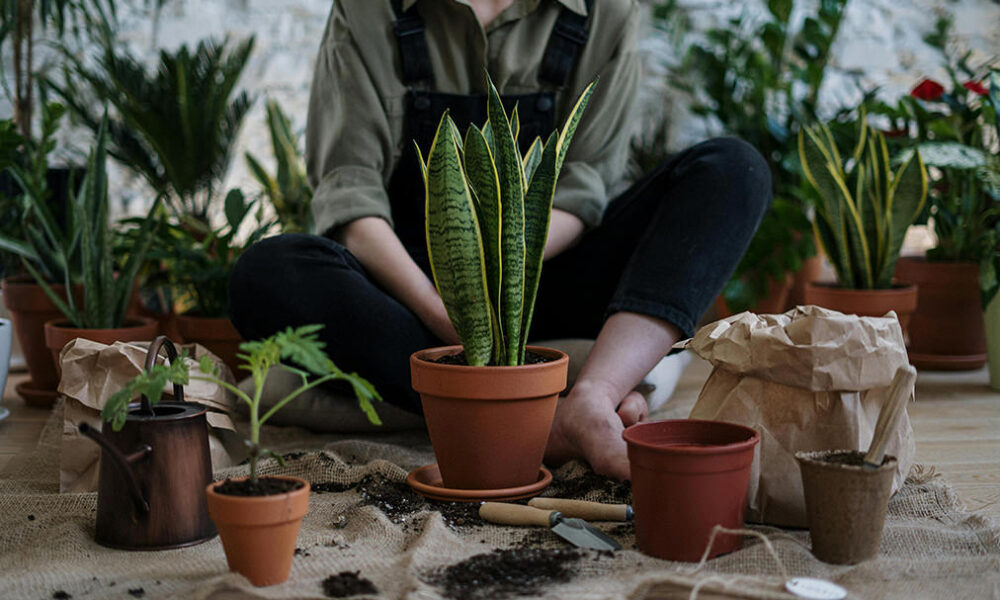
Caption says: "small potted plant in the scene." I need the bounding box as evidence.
[105,324,382,585]
[409,76,593,492]
[800,114,928,327]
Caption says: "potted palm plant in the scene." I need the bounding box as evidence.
[103,324,382,586]
[799,115,928,327]
[409,76,593,492]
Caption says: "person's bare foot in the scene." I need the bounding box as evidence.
[544,379,647,481]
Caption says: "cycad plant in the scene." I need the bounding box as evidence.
[245,99,313,234]
[418,75,595,366]
[799,117,928,289]
[51,33,253,220]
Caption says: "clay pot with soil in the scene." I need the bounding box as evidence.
[623,419,759,561]
[409,78,592,497]
[44,318,159,374]
[804,282,918,330]
[175,314,243,376]
[895,257,986,369]
[796,450,896,564]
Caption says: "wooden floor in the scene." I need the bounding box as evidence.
[1,359,998,517]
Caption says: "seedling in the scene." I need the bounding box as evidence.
[103,324,382,481]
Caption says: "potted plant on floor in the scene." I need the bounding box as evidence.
[409,76,592,492]
[800,114,928,327]
[103,324,382,585]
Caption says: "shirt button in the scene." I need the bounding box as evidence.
[414,96,431,110]
[535,96,553,112]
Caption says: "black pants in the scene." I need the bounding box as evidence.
[229,138,771,413]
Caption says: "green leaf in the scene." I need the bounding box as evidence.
[199,355,214,374]
[767,0,793,23]
[878,149,927,286]
[224,188,249,231]
[519,132,559,359]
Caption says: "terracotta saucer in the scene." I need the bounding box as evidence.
[15,380,59,408]
[908,352,987,371]
[406,464,552,503]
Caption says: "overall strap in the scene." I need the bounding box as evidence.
[538,0,593,88]
[391,0,434,86]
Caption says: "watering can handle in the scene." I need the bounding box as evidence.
[140,336,185,414]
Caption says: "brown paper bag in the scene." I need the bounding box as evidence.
[57,338,241,493]
[678,305,916,527]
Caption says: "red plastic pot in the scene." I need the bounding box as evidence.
[410,345,568,490]
[623,419,759,562]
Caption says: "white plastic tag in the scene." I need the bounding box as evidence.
[785,577,848,600]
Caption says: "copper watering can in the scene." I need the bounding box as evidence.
[79,336,217,550]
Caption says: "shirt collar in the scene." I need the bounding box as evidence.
[400,0,588,17]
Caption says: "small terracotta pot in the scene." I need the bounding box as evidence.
[895,258,986,370]
[715,273,793,317]
[1,276,82,406]
[803,282,917,331]
[623,419,759,562]
[44,317,159,376]
[796,450,897,565]
[410,345,568,490]
[176,314,244,376]
[205,476,310,586]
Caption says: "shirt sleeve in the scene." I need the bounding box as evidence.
[552,2,640,229]
[306,3,396,236]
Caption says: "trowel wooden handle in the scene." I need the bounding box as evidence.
[864,365,917,468]
[528,498,632,521]
[479,502,556,527]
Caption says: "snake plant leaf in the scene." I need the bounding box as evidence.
[555,79,597,173]
[415,142,428,183]
[519,132,559,360]
[113,198,162,325]
[522,137,543,186]
[831,161,872,288]
[486,74,526,364]
[481,122,497,162]
[511,104,520,144]
[0,235,41,263]
[424,112,493,366]
[463,126,505,361]
[799,126,852,287]
[878,149,927,287]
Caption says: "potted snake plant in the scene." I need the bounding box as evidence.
[800,115,928,329]
[409,76,593,491]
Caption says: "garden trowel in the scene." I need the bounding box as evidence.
[479,502,622,551]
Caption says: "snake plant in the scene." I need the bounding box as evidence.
[418,75,595,366]
[799,116,928,289]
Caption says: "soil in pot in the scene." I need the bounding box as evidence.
[205,475,310,586]
[176,314,244,376]
[895,258,986,370]
[803,282,917,331]
[44,318,159,377]
[410,345,569,491]
[795,449,896,565]
[623,419,759,562]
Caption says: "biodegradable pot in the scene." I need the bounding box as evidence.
[714,273,793,317]
[176,314,243,376]
[796,450,897,564]
[804,282,917,331]
[410,345,568,490]
[1,276,82,406]
[205,476,310,586]
[44,317,159,376]
[895,257,986,370]
[623,419,759,562]
[985,294,1000,392]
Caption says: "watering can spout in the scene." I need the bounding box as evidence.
[78,423,152,514]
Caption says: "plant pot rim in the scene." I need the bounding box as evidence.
[795,449,897,474]
[206,475,310,500]
[176,312,232,322]
[43,316,158,333]
[806,281,916,294]
[898,256,980,267]
[411,344,569,371]
[623,419,759,456]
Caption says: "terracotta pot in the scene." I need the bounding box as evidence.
[623,419,759,562]
[44,317,159,376]
[205,476,310,586]
[787,255,824,309]
[410,345,568,490]
[1,276,83,406]
[176,315,244,376]
[895,258,986,370]
[715,273,793,317]
[796,450,897,564]
[803,282,917,331]
[985,294,1000,392]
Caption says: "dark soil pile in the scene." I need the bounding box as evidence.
[424,548,581,600]
[431,350,550,366]
[213,477,304,496]
[321,571,378,598]
[547,470,632,504]
[820,450,891,467]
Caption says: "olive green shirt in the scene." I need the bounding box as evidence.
[306,0,640,236]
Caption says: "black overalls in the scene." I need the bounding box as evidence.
[386,0,592,269]
[228,1,772,413]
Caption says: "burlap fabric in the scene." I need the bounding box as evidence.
[0,402,997,600]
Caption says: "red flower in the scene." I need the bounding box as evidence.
[910,78,945,101]
[963,80,989,96]
[882,127,908,138]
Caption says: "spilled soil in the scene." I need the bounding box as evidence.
[321,571,378,597]
[423,548,581,600]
